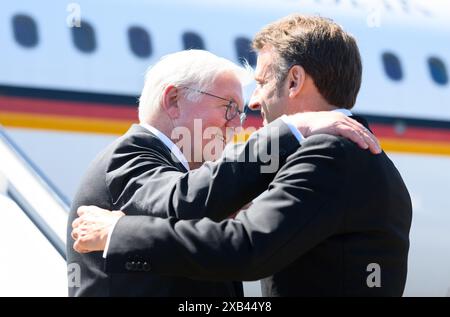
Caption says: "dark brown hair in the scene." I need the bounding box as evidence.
[253,14,362,109]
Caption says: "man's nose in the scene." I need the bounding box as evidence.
[247,94,261,111]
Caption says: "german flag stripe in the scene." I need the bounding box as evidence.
[1,84,450,156]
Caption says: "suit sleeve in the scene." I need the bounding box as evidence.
[107,118,299,221]
[105,135,350,280]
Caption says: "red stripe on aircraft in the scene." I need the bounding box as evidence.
[369,124,450,143]
[2,95,450,144]
[243,116,450,143]
[0,96,137,120]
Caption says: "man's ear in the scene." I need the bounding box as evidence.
[287,65,306,98]
[161,85,180,119]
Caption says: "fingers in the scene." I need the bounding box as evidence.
[361,130,381,154]
[336,124,368,150]
[73,239,81,252]
[290,111,382,154]
[71,224,86,241]
[344,117,381,154]
[73,238,91,254]
[353,127,381,154]
[71,215,88,240]
[77,206,88,217]
[72,206,117,253]
[72,227,95,254]
[72,215,83,229]
[71,227,78,241]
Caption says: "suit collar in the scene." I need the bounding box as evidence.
[127,124,190,172]
[139,123,190,171]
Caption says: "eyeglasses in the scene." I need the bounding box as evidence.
[182,87,247,124]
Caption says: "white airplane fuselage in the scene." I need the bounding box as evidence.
[0,0,449,296]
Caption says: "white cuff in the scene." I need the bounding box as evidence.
[280,115,304,143]
[102,217,121,259]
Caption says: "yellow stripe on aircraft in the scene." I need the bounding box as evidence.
[2,111,450,157]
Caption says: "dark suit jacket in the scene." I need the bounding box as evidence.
[104,116,412,296]
[66,118,299,296]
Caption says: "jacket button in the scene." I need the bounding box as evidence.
[125,262,132,271]
[143,262,151,272]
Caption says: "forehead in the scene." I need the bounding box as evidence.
[210,72,244,104]
[255,47,276,79]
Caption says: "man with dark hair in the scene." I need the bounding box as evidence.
[252,15,362,111]
[72,15,411,296]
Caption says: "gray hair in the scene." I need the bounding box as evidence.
[138,50,253,123]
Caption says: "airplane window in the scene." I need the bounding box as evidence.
[182,32,205,50]
[71,21,96,53]
[382,52,403,81]
[235,37,256,67]
[428,57,448,86]
[12,14,38,48]
[128,26,152,58]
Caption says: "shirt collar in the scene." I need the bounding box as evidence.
[139,123,190,171]
[332,108,353,116]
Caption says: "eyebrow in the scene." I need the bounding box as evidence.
[228,96,243,107]
[225,94,244,109]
